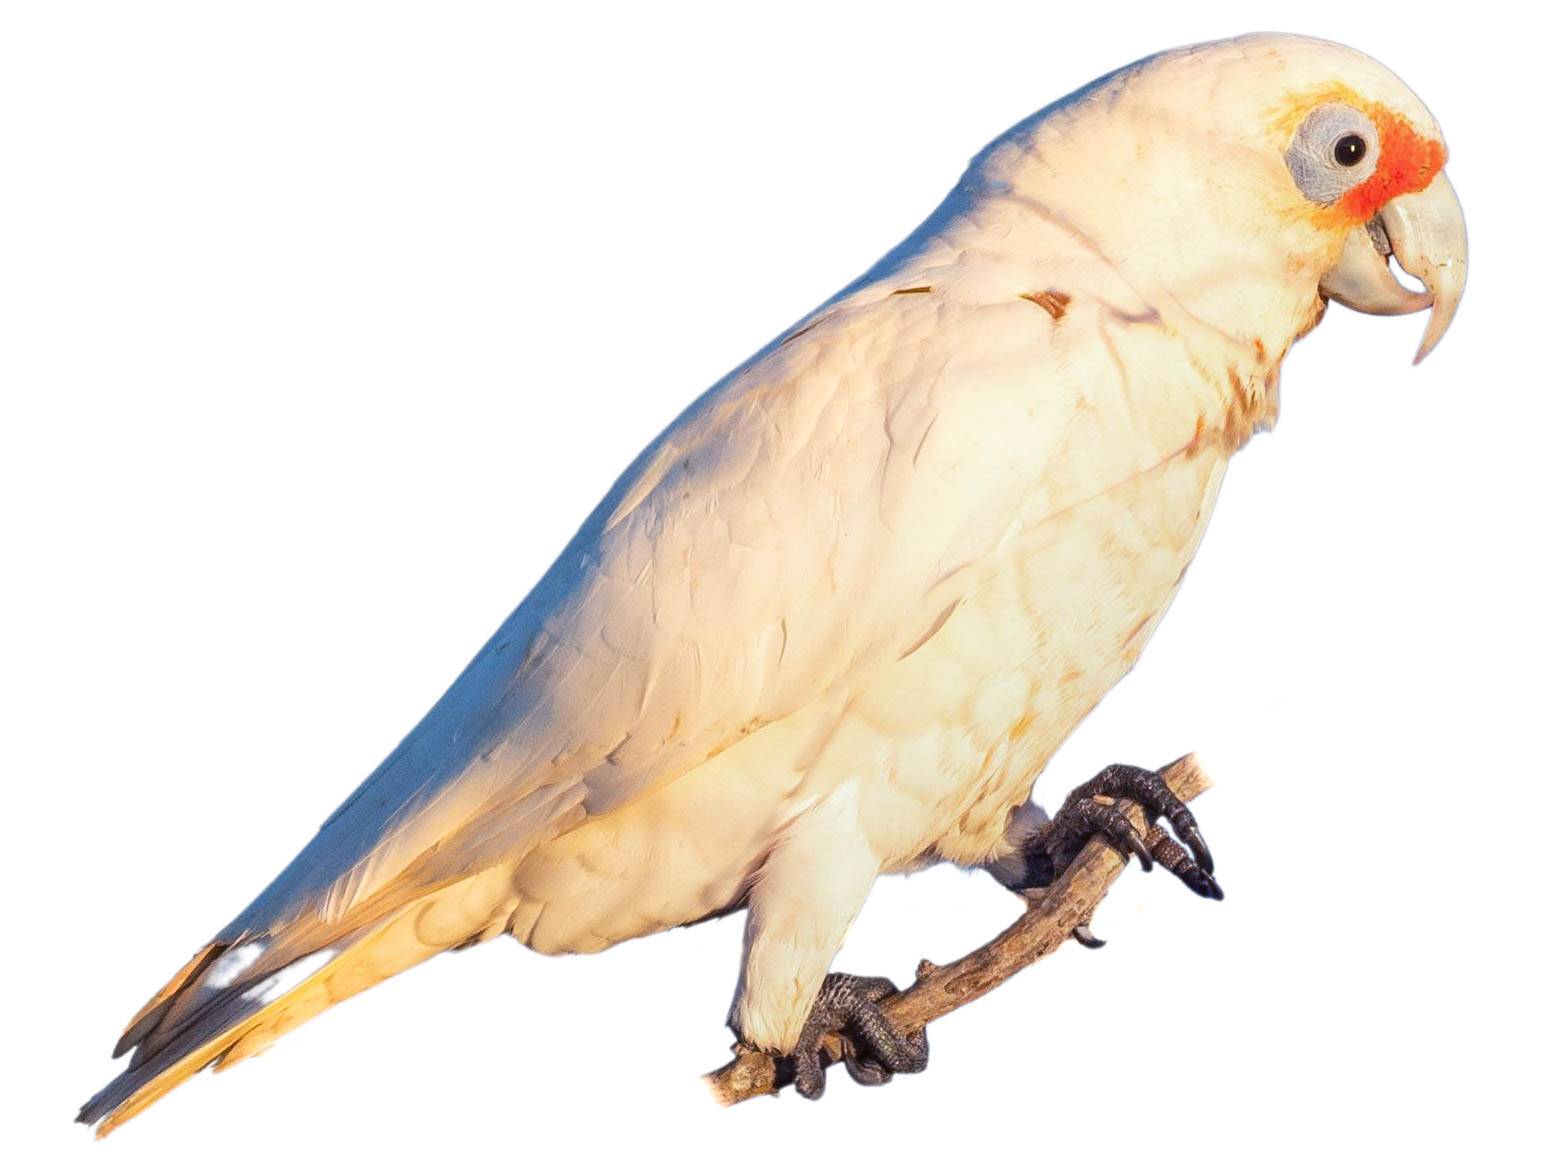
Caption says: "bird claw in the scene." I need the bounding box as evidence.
[1146,824,1224,900]
[788,973,929,1100]
[1040,763,1223,901]
[1072,923,1107,949]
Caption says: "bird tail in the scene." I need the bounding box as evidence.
[78,871,509,1137]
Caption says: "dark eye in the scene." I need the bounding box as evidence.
[1287,103,1378,204]
[1334,134,1367,167]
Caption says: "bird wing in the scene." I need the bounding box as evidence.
[222,265,1162,947]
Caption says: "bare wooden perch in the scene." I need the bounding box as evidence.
[705,753,1212,1105]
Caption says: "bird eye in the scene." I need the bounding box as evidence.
[1333,133,1367,167]
[1285,103,1379,205]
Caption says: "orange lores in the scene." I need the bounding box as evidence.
[1339,104,1446,222]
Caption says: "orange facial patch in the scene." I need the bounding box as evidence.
[1273,84,1447,226]
[1338,105,1446,221]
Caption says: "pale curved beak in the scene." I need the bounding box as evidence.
[1319,171,1468,364]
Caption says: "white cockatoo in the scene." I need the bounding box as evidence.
[81,32,1466,1132]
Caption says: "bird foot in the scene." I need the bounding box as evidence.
[787,973,929,1099]
[1011,763,1223,900]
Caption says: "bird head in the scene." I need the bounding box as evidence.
[971,34,1467,364]
[1268,54,1466,362]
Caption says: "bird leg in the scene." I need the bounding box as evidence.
[709,756,1217,1106]
[1003,763,1223,901]
[788,974,929,1099]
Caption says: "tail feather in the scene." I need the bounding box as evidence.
[112,941,227,1059]
[80,871,512,1136]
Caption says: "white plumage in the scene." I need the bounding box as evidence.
[81,32,1465,1132]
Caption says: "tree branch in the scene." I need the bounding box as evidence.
[704,753,1213,1105]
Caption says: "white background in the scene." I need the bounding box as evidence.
[4,2,1556,1168]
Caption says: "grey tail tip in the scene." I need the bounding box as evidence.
[77,1078,124,1128]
